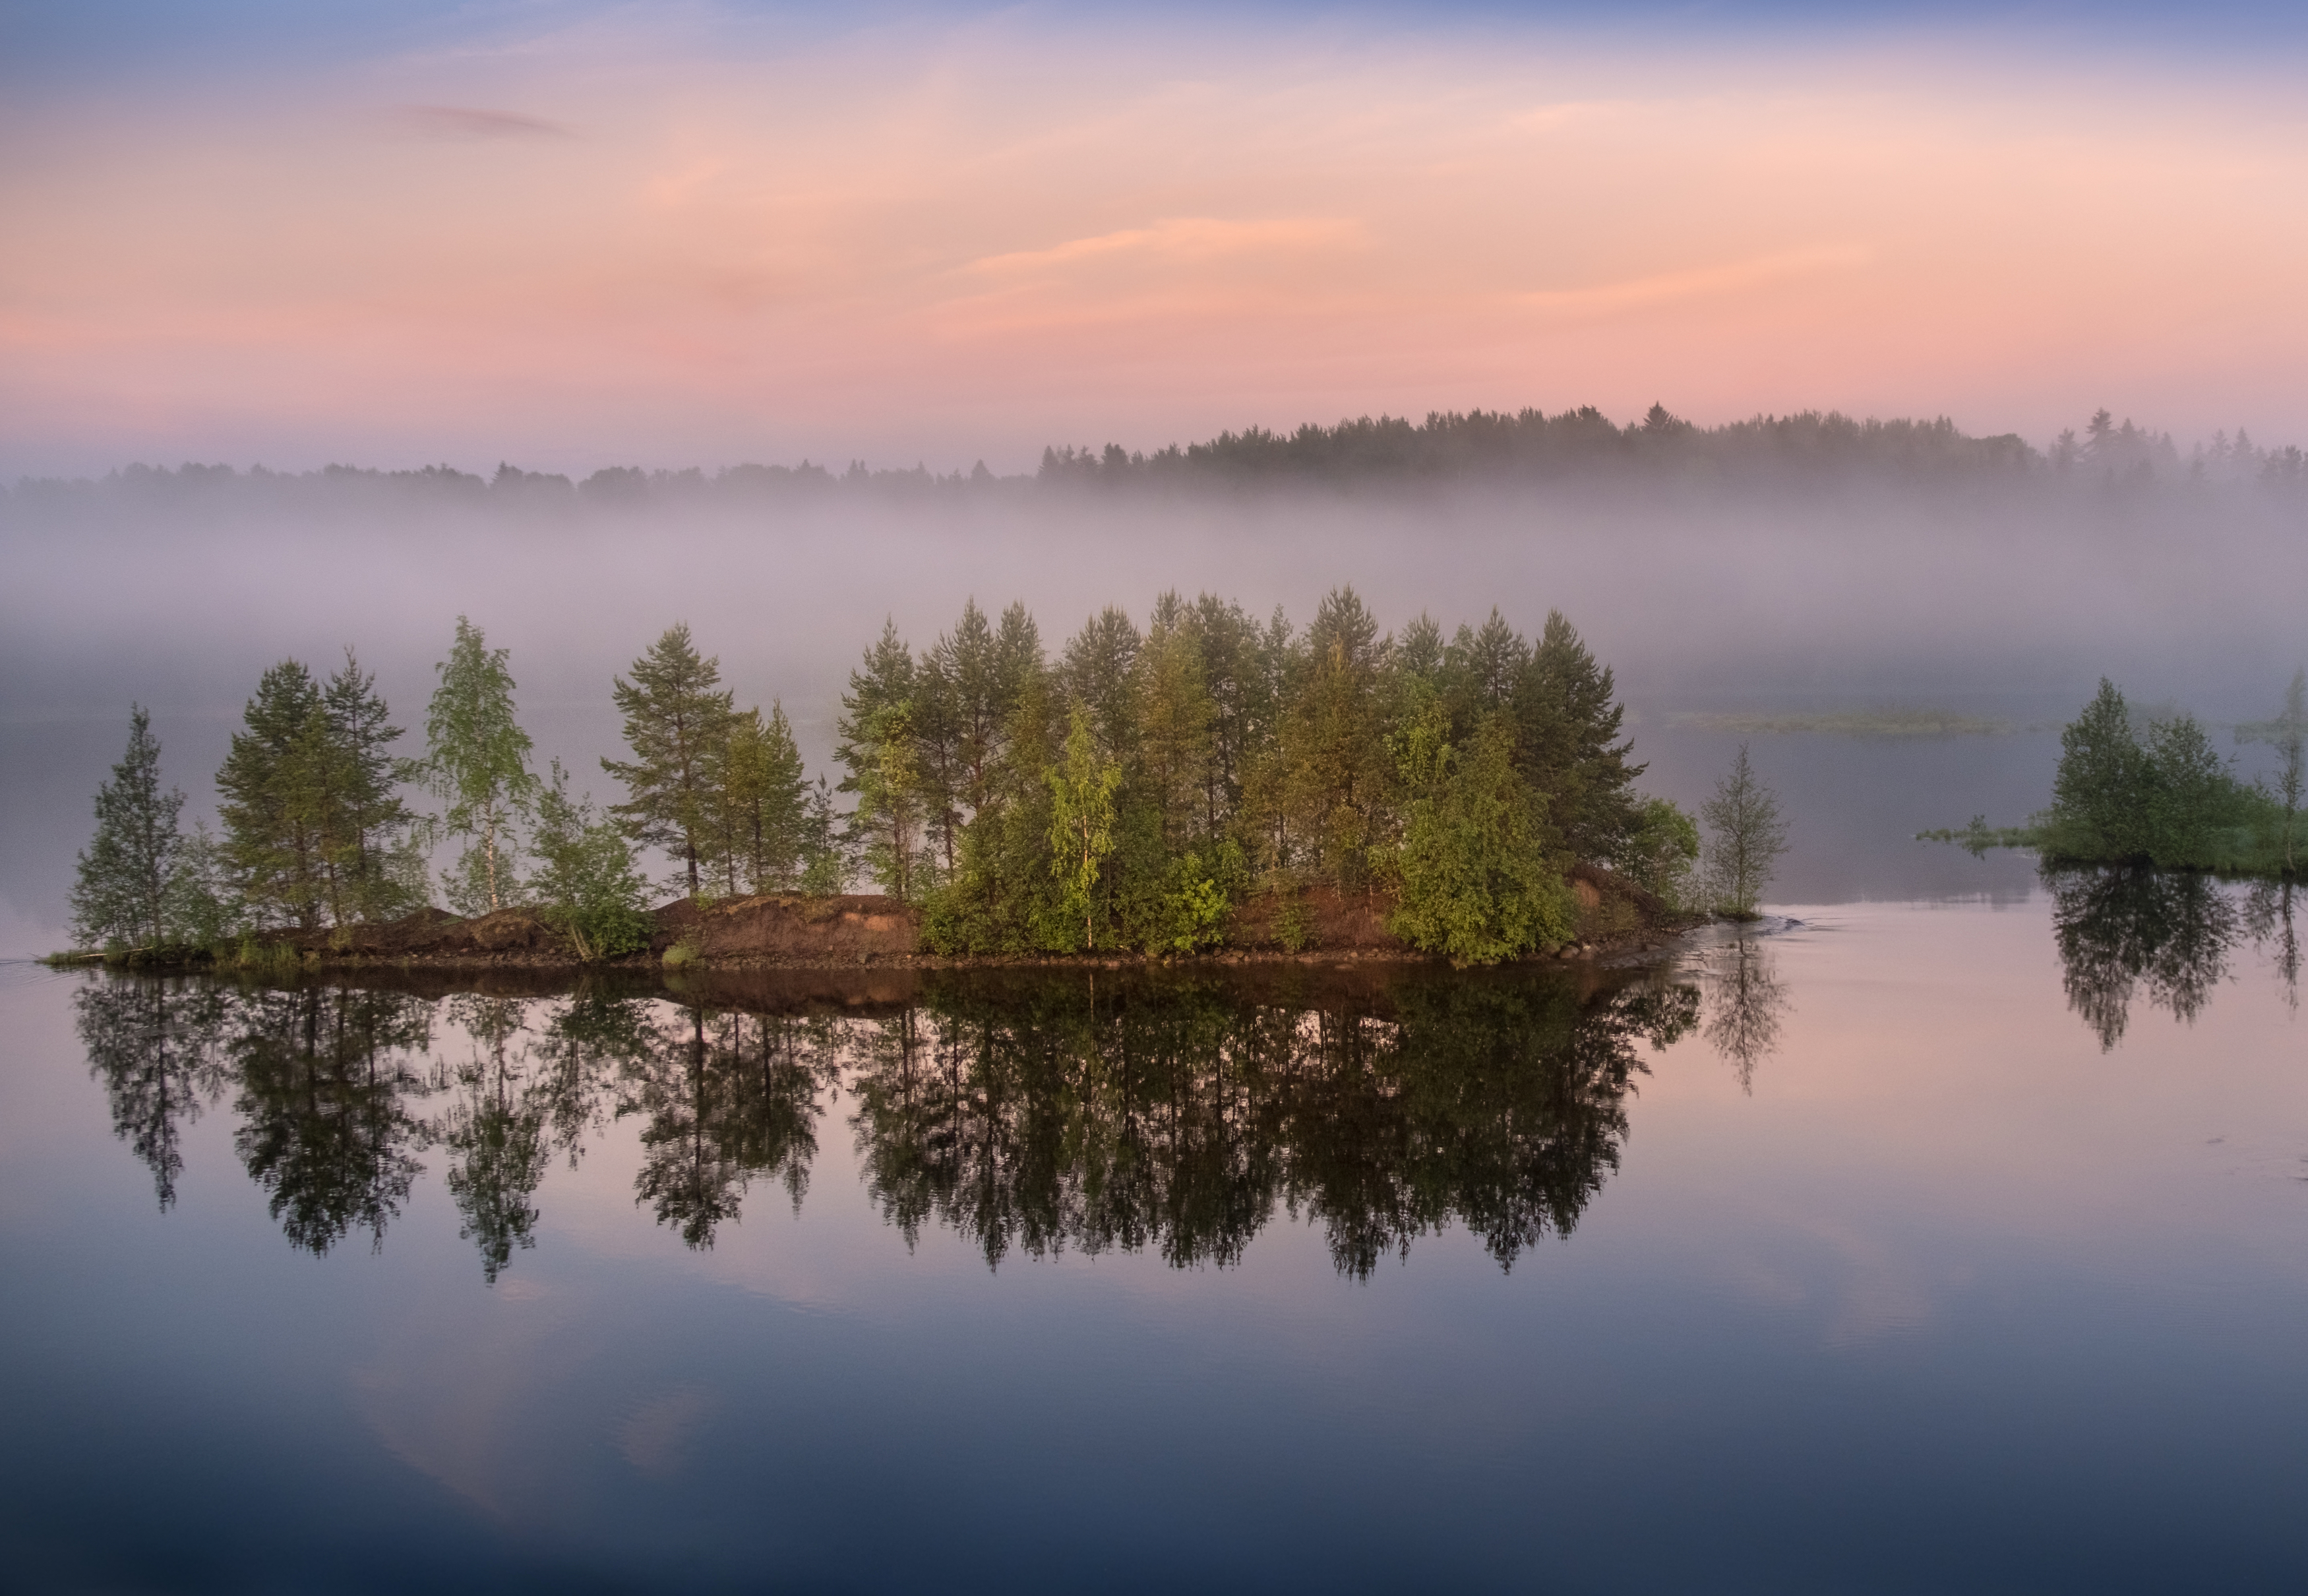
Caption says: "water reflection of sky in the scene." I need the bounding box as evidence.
[4,894,2305,1592]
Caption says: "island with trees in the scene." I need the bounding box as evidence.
[59,589,1790,973]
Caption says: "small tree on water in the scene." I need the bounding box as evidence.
[1701,743,1788,919]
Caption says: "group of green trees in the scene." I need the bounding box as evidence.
[69,617,848,962]
[2036,675,2305,873]
[72,594,1791,966]
[829,588,1715,962]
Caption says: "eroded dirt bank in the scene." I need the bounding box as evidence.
[74,865,1699,973]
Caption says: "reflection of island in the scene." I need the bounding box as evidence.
[2046,865,2299,1049]
[850,969,1697,1277]
[75,963,1700,1281]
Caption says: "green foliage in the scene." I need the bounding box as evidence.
[215,655,417,933]
[1388,702,1575,965]
[71,706,186,950]
[1619,796,1701,909]
[603,623,735,898]
[423,617,537,914]
[1047,706,1123,949]
[1519,611,1643,865]
[2040,679,2264,869]
[704,702,815,896]
[529,761,653,960]
[1699,744,1789,917]
[166,821,241,947]
[850,703,932,902]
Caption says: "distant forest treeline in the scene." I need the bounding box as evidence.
[12,406,2306,510]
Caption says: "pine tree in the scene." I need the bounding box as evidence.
[603,624,735,898]
[70,705,185,950]
[423,617,537,914]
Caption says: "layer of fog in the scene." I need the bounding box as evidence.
[6,478,2301,950]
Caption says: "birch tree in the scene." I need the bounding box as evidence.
[423,617,537,913]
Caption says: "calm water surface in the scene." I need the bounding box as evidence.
[3,875,2305,1593]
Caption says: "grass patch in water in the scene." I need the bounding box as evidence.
[1668,708,2019,738]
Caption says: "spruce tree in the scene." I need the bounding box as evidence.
[216,661,330,929]
[319,649,415,924]
[70,705,185,950]
[423,617,537,914]
[603,624,735,898]
[1520,611,1641,865]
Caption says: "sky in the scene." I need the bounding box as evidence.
[5,1,2308,477]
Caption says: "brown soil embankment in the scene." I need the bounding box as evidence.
[131,865,1693,973]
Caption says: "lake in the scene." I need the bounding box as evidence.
[3,865,2303,1593]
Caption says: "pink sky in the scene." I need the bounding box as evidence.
[5,13,2306,475]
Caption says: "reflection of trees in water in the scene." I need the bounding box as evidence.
[2047,866,2304,1046]
[227,985,435,1254]
[848,970,1699,1279]
[2047,865,2244,1049]
[2245,880,2301,1016]
[437,997,551,1282]
[1701,938,1790,1092]
[75,975,235,1209]
[76,964,1702,1279]
[621,1005,840,1250]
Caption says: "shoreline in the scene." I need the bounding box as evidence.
[45,870,1709,977]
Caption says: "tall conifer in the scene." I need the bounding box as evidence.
[71,706,185,949]
[603,625,735,898]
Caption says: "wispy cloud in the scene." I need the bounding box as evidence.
[968,217,1365,276]
[1519,246,1873,315]
[382,105,572,140]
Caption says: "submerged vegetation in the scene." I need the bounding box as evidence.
[63,592,1798,969]
[1922,673,2306,878]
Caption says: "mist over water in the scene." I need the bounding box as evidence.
[6,469,2302,948]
